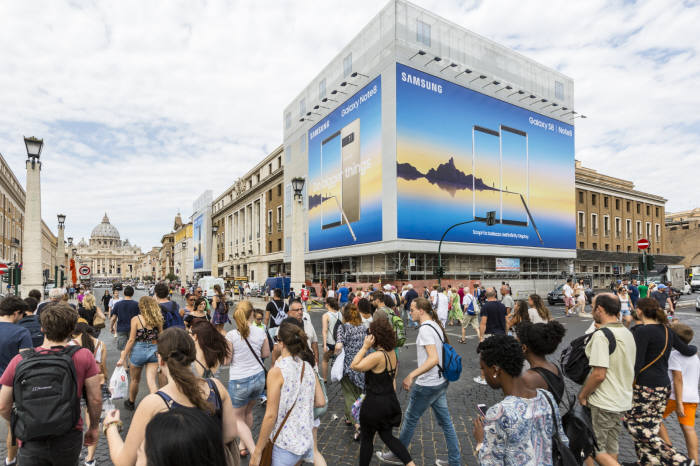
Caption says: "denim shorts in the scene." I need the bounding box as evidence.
[130,341,158,367]
[117,332,129,351]
[271,445,313,466]
[620,307,631,317]
[228,371,265,408]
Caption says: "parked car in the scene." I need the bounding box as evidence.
[696,294,700,312]
[681,281,692,295]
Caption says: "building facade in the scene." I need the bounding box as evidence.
[159,232,175,280]
[211,145,285,285]
[0,153,25,265]
[40,220,57,285]
[574,161,680,285]
[75,214,143,279]
[665,208,700,267]
[136,247,161,280]
[173,214,193,284]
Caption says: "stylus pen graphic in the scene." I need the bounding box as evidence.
[500,189,544,244]
[327,194,358,241]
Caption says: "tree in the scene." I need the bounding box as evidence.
[165,272,178,282]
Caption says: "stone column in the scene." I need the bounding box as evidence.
[55,223,65,284]
[20,159,43,297]
[211,229,218,278]
[290,197,305,291]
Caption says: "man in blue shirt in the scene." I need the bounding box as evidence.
[0,296,33,465]
[627,279,640,309]
[110,286,140,352]
[337,283,349,305]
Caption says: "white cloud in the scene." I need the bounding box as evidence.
[0,0,698,249]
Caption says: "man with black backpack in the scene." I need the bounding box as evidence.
[155,282,184,329]
[0,303,102,466]
[576,293,635,466]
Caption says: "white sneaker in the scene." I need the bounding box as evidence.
[473,375,487,385]
[376,451,402,465]
[435,461,449,466]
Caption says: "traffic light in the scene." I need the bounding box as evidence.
[646,255,655,270]
[13,267,21,286]
[435,266,445,278]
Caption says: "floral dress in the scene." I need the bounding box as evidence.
[336,323,367,390]
[479,389,568,466]
[449,292,463,322]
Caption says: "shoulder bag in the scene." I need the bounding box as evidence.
[543,391,578,466]
[259,362,306,466]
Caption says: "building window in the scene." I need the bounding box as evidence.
[319,79,326,100]
[636,203,641,214]
[285,111,291,130]
[267,210,272,234]
[656,248,660,253]
[655,207,659,217]
[277,184,282,196]
[626,201,631,212]
[627,246,631,252]
[343,53,352,78]
[578,191,584,203]
[636,220,642,237]
[593,265,599,273]
[268,163,272,175]
[616,245,621,252]
[278,155,282,168]
[592,242,598,250]
[268,240,272,252]
[591,213,598,235]
[615,199,620,210]
[646,222,651,238]
[605,244,610,251]
[278,238,282,251]
[277,206,282,231]
[603,215,610,237]
[646,205,650,215]
[626,219,632,238]
[299,98,306,117]
[268,189,272,201]
[615,217,621,238]
[416,19,431,46]
[604,196,609,208]
[250,270,254,281]
[591,194,597,206]
[579,241,585,249]
[655,223,661,240]
[577,211,585,234]
[555,80,564,100]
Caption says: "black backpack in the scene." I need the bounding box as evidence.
[12,346,81,441]
[543,392,579,466]
[562,400,599,464]
[560,328,616,385]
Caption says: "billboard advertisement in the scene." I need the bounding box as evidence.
[396,63,575,249]
[307,75,382,251]
[193,214,204,270]
[496,258,521,272]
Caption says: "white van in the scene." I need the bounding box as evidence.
[197,276,226,299]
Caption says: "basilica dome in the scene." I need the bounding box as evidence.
[91,213,120,240]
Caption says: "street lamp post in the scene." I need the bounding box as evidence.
[437,211,496,286]
[55,214,66,287]
[20,136,44,297]
[211,225,219,278]
[290,177,305,292]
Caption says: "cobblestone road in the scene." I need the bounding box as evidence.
[2,290,698,465]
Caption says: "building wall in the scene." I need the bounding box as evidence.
[159,233,175,279]
[0,153,25,264]
[40,221,57,284]
[665,208,700,267]
[173,223,193,283]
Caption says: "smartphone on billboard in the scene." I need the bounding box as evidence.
[472,126,501,223]
[500,125,528,226]
[341,118,361,224]
[321,131,342,229]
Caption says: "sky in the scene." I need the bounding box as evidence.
[1,0,698,251]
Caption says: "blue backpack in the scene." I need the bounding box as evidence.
[160,301,185,329]
[421,323,462,382]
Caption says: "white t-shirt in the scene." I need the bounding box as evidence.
[327,289,335,298]
[435,293,449,321]
[416,320,444,387]
[302,312,318,345]
[108,297,122,311]
[462,293,478,314]
[361,314,373,329]
[563,284,573,299]
[668,349,700,403]
[430,289,438,304]
[527,308,546,324]
[227,325,267,380]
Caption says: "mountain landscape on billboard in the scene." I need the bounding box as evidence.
[397,157,498,196]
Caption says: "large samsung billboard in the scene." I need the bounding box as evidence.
[396,63,575,250]
[307,76,382,251]
[193,213,204,269]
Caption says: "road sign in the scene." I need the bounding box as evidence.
[0,263,7,275]
[78,265,91,276]
[637,238,650,250]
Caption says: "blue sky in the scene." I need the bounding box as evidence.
[0,0,698,249]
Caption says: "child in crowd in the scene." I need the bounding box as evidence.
[659,323,699,464]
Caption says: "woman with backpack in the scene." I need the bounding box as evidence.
[321,297,343,382]
[350,317,415,466]
[473,334,569,465]
[117,296,164,409]
[104,327,237,466]
[72,320,108,466]
[226,300,271,458]
[190,320,231,378]
[515,321,567,404]
[623,297,697,465]
[335,303,368,440]
[211,284,230,333]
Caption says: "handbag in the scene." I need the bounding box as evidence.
[259,362,306,466]
[93,308,106,329]
[330,348,345,383]
[314,371,328,419]
[543,391,578,466]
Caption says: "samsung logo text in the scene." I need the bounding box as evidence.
[309,121,330,141]
[401,72,443,94]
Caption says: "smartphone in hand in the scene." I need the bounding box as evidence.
[476,404,487,418]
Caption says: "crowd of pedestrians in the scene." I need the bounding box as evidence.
[0,278,696,466]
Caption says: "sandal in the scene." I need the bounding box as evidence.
[353,426,361,441]
[239,448,249,458]
[458,338,466,344]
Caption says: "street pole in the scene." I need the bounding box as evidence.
[437,211,496,287]
[643,250,647,285]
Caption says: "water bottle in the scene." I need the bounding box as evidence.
[101,386,115,419]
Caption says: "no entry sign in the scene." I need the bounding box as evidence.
[0,263,7,275]
[78,265,91,276]
[637,239,650,250]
